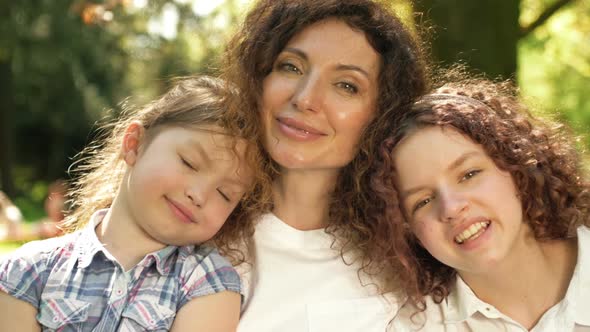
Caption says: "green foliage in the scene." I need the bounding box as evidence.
[518,0,590,148]
[2,0,589,220]
[2,0,245,214]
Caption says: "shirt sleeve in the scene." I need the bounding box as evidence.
[177,246,241,309]
[0,240,54,308]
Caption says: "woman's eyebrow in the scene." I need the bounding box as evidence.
[282,47,371,79]
[283,47,307,60]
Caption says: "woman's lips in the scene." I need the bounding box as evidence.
[276,117,326,141]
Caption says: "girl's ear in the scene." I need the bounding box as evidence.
[121,121,145,166]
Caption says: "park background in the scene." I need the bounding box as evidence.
[1,0,589,251]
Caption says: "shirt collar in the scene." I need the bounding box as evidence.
[74,209,110,269]
[442,226,590,326]
[73,209,178,275]
[142,245,178,275]
[441,275,486,323]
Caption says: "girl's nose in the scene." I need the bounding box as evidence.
[439,190,469,223]
[186,183,210,208]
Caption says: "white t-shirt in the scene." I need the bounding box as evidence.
[391,226,590,332]
[236,213,400,332]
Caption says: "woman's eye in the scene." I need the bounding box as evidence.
[461,169,481,182]
[278,62,302,75]
[336,82,358,95]
[217,189,231,202]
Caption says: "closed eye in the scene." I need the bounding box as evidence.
[217,189,231,202]
[180,157,197,171]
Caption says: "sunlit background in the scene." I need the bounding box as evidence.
[0,0,588,251]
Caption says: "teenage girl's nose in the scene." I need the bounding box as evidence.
[291,73,323,113]
[438,189,468,223]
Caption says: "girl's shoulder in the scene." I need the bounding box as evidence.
[0,232,80,308]
[1,232,79,269]
[174,245,241,300]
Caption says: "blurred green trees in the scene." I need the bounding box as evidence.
[0,0,588,219]
[0,0,245,218]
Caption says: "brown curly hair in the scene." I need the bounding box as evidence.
[221,0,429,290]
[373,75,590,309]
[62,76,266,263]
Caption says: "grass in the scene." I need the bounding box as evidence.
[0,241,25,257]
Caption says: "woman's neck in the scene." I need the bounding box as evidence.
[460,237,578,330]
[271,168,339,230]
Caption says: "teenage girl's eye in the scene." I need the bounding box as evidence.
[277,61,302,75]
[336,81,359,95]
[217,189,231,202]
[461,169,482,182]
[413,197,432,213]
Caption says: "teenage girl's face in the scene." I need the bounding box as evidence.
[393,126,528,278]
[122,124,249,247]
[260,18,380,171]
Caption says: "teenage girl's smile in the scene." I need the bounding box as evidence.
[451,216,492,250]
[394,126,526,275]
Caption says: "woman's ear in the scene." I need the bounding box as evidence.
[121,121,145,166]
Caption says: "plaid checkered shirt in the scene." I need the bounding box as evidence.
[0,210,240,331]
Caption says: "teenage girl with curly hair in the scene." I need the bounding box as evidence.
[375,77,590,331]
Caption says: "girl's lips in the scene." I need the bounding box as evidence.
[276,117,326,141]
[166,198,196,224]
[452,219,493,251]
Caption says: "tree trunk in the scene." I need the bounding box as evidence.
[414,0,520,80]
[0,56,15,196]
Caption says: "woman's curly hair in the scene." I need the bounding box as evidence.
[221,0,429,291]
[373,75,590,309]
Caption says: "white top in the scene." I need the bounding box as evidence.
[236,213,400,332]
[391,226,590,332]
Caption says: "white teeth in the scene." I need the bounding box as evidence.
[455,221,490,244]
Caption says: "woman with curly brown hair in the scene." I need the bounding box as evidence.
[377,78,590,331]
[221,0,428,330]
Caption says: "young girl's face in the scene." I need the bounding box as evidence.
[393,126,528,277]
[121,124,250,247]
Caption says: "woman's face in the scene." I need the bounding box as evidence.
[260,18,380,171]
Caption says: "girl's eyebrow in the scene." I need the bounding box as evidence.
[399,151,481,199]
[282,47,371,79]
[187,140,212,169]
[446,151,480,173]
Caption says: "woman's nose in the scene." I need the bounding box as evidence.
[291,74,322,113]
